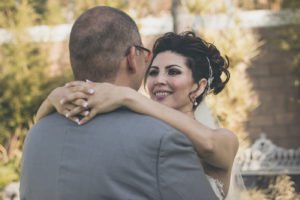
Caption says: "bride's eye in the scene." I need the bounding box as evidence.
[148,69,159,77]
[168,68,181,76]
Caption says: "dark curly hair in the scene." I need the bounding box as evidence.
[145,31,230,109]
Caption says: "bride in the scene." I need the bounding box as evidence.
[36,31,239,200]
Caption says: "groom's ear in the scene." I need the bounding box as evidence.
[126,46,138,74]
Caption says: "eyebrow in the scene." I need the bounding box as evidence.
[150,64,182,69]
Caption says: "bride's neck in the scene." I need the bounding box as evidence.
[182,110,195,119]
[176,105,195,119]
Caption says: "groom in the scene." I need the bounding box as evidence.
[20,6,217,200]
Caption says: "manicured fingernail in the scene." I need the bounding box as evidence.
[86,79,92,83]
[75,118,80,125]
[83,102,88,108]
[65,113,69,118]
[60,99,65,105]
[88,89,94,94]
[84,110,89,116]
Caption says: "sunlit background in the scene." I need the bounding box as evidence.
[0,0,299,199]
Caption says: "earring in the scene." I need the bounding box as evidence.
[194,101,198,106]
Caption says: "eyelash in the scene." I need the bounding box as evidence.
[148,69,158,76]
[168,68,181,76]
[148,68,182,77]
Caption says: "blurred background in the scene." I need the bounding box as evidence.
[0,0,299,199]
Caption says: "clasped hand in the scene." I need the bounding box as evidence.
[48,81,123,125]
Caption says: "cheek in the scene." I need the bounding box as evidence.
[172,79,195,100]
[146,79,154,93]
[171,78,192,91]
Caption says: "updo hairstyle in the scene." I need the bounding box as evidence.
[145,31,230,109]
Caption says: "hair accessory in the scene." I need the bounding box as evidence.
[206,57,214,92]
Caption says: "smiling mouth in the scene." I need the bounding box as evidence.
[154,91,172,98]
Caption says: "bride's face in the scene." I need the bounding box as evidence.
[146,51,198,114]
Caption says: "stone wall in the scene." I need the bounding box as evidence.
[246,26,300,148]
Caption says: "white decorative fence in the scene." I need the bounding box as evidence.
[237,134,300,176]
[1,9,300,44]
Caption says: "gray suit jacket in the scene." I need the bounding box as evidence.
[20,109,217,200]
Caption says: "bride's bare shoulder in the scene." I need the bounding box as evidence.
[216,128,239,147]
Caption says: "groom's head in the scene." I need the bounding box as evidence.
[69,6,147,90]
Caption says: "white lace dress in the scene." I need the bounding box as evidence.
[206,175,226,200]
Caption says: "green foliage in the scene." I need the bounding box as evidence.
[183,1,300,145]
[178,1,263,148]
[0,0,44,143]
[0,0,71,187]
[73,0,128,18]
[199,28,261,148]
[182,0,227,14]
[72,0,154,20]
[247,175,300,200]
[43,0,65,24]
[268,176,299,199]
[23,0,66,24]
[0,0,298,194]
[0,158,19,189]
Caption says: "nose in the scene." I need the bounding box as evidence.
[155,73,167,85]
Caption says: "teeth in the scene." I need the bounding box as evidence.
[155,92,170,97]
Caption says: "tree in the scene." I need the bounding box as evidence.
[0,0,70,187]
[179,1,261,147]
[171,0,180,32]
